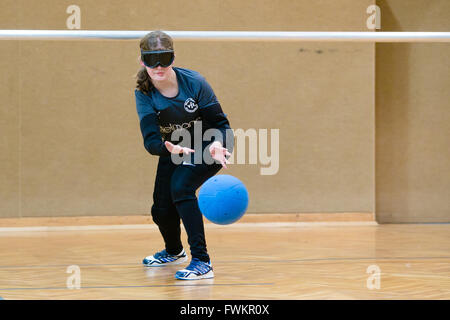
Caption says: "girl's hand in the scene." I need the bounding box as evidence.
[164,141,195,155]
[209,141,232,169]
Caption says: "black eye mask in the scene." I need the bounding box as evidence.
[141,50,175,68]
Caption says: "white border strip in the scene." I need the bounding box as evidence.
[0,30,449,42]
[0,221,377,233]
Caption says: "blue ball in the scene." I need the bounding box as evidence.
[198,175,249,225]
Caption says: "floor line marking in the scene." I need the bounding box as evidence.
[0,282,274,291]
[0,256,448,269]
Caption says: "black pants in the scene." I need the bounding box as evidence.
[151,155,222,263]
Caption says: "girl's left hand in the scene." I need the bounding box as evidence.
[209,141,232,169]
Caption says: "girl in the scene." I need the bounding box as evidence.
[134,30,233,280]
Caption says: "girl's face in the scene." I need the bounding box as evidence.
[140,46,175,82]
[141,62,172,82]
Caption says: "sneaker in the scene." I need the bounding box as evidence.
[175,258,214,280]
[142,249,187,267]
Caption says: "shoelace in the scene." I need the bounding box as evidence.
[185,258,211,274]
[154,250,171,259]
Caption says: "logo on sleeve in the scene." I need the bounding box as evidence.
[184,98,199,113]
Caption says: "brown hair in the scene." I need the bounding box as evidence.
[135,30,174,95]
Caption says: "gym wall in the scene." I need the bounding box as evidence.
[1,0,379,219]
[376,0,450,222]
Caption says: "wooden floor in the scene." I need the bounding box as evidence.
[0,220,449,300]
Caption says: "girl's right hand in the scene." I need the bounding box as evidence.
[164,141,195,155]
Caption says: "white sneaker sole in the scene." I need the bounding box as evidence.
[175,270,214,280]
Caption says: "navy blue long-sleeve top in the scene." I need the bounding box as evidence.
[135,67,233,161]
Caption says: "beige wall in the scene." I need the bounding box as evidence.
[376,0,450,222]
[2,0,376,218]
